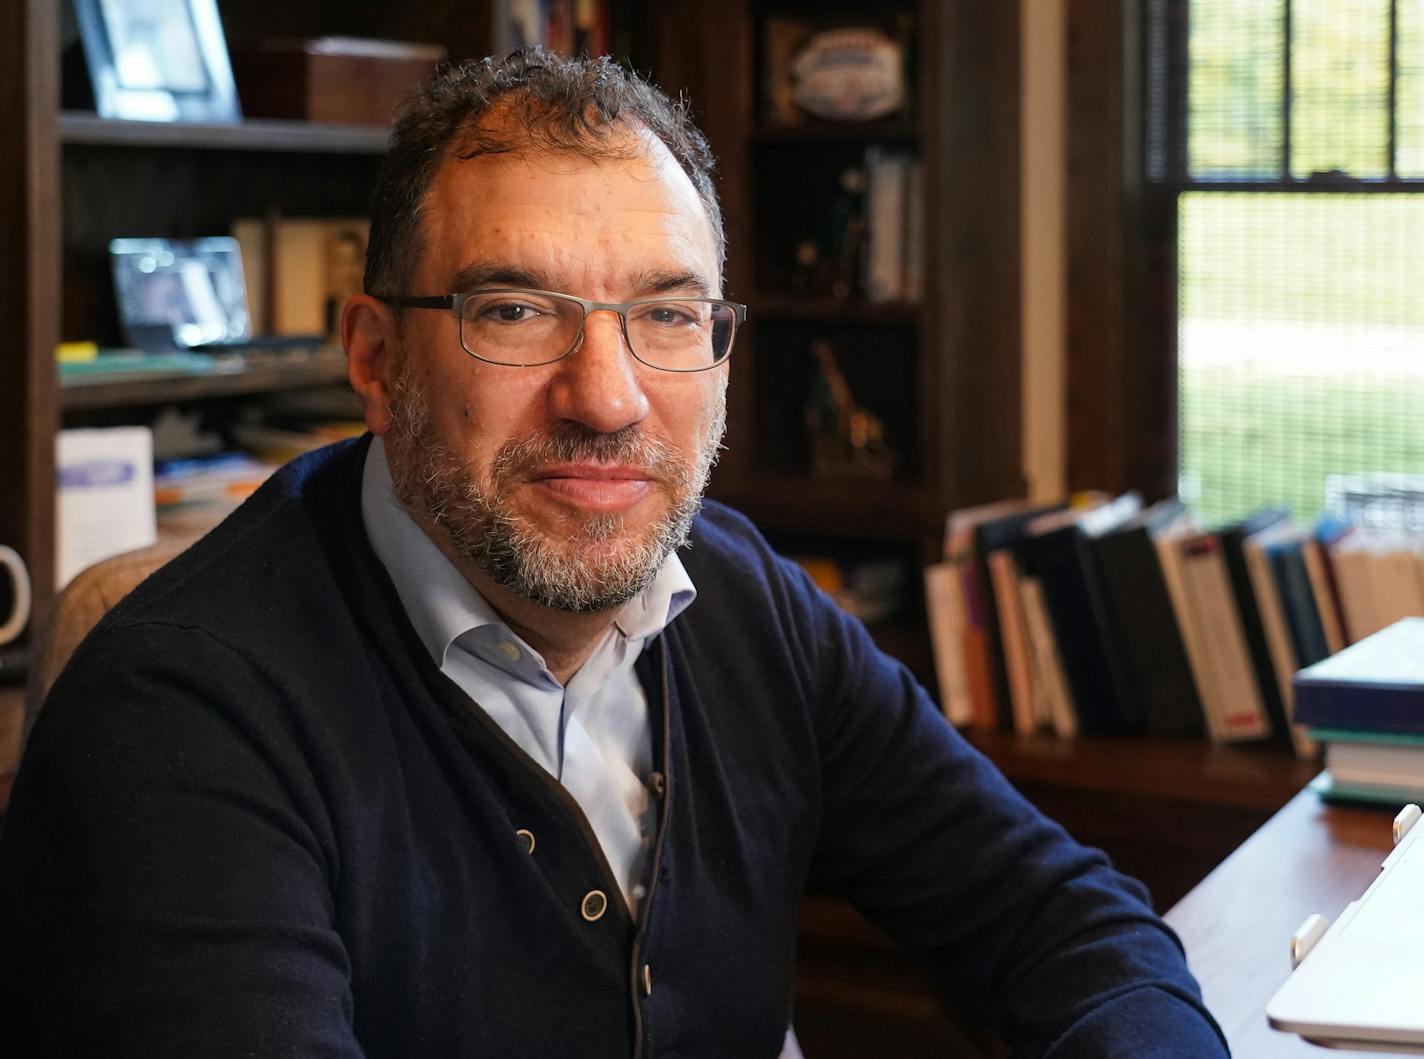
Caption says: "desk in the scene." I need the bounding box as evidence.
[1166,789,1396,1058]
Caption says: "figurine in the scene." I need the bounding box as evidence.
[803,338,899,480]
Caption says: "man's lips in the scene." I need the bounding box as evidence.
[527,464,657,511]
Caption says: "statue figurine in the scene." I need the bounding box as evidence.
[803,338,899,480]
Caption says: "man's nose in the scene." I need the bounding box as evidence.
[546,309,651,434]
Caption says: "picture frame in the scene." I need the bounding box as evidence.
[74,0,241,123]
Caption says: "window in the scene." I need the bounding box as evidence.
[1147,0,1424,527]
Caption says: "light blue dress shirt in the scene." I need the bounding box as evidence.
[360,438,695,911]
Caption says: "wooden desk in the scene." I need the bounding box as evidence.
[1166,789,1396,1058]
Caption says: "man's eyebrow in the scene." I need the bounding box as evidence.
[448,264,715,298]
[630,270,713,297]
[449,264,552,292]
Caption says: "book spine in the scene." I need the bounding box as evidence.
[1020,574,1079,738]
[988,549,1038,734]
[1179,536,1271,740]
[1303,536,1347,653]
[924,561,972,726]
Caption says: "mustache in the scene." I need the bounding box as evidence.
[491,423,692,490]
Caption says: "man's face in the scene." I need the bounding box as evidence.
[381,132,728,614]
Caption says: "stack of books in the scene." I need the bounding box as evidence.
[923,494,1423,752]
[1295,618,1424,803]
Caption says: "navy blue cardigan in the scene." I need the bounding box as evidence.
[0,437,1229,1057]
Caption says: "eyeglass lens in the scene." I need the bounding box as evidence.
[458,291,735,370]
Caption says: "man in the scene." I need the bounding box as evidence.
[0,51,1229,1057]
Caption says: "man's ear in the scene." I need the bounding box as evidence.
[343,294,398,436]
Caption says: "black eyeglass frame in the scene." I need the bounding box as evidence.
[379,287,747,373]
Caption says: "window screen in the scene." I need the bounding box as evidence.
[1153,0,1424,527]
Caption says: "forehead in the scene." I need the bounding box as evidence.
[417,133,719,292]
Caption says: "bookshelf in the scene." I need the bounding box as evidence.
[0,1,667,668]
[677,0,1025,683]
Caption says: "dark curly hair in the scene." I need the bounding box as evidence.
[363,48,724,300]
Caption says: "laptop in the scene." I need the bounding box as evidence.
[1266,803,1424,1052]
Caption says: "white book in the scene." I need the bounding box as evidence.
[56,427,157,589]
[863,148,906,302]
[1155,525,1231,740]
[924,560,972,727]
[1331,534,1384,642]
[1367,534,1424,628]
[1174,532,1271,741]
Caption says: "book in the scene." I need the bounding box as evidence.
[1218,508,1293,744]
[1243,520,1317,756]
[943,498,1047,729]
[1365,532,1424,630]
[970,501,1065,729]
[1015,494,1142,733]
[1293,618,1424,733]
[1308,770,1424,807]
[1303,522,1349,653]
[863,147,909,302]
[987,548,1037,734]
[1268,530,1332,671]
[924,560,972,726]
[1329,531,1382,644]
[1088,498,1204,737]
[1164,529,1271,741]
[1322,733,1424,789]
[1019,573,1078,737]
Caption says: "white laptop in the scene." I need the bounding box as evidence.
[1267,803,1424,1052]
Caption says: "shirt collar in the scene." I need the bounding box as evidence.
[360,436,695,669]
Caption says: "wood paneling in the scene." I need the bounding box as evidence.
[927,0,1025,507]
[0,0,60,637]
[1065,0,1175,501]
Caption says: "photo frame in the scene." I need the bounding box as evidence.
[74,0,241,122]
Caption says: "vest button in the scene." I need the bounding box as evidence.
[649,771,666,797]
[642,962,653,996]
[581,889,608,922]
[515,828,535,854]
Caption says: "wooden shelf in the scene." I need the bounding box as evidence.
[967,729,1319,814]
[754,295,921,326]
[60,352,350,411]
[58,111,390,154]
[753,118,919,144]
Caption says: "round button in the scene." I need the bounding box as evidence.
[498,640,522,662]
[649,771,666,797]
[515,828,535,854]
[581,889,608,922]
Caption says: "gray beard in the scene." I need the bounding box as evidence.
[385,370,725,614]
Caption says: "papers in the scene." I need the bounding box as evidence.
[56,427,157,589]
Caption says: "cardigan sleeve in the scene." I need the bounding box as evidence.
[787,559,1230,1058]
[0,620,366,1059]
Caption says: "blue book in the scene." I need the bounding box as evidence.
[1267,536,1331,667]
[1293,618,1424,732]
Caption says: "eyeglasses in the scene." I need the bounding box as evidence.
[380,288,746,373]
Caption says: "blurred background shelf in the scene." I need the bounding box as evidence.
[58,111,390,153]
